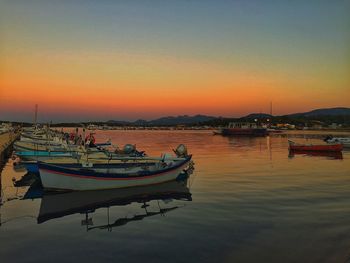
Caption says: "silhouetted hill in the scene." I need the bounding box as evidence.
[288,107,350,117]
[106,120,130,125]
[242,108,350,119]
[106,115,216,126]
[147,115,216,125]
[47,107,350,127]
[201,107,350,127]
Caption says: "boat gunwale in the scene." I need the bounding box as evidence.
[38,155,192,179]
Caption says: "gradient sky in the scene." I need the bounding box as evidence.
[0,0,349,122]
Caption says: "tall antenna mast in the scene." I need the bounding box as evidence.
[270,101,273,116]
[34,104,38,125]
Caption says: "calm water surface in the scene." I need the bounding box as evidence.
[1,130,350,262]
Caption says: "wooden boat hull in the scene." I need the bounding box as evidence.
[38,156,192,191]
[16,151,74,161]
[23,160,158,174]
[220,128,268,136]
[14,141,65,151]
[213,131,223,135]
[289,144,343,152]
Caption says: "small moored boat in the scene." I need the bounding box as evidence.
[16,150,75,161]
[38,145,193,191]
[324,136,350,148]
[216,122,268,137]
[288,140,343,152]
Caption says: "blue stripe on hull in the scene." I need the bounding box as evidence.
[25,162,159,174]
[16,151,73,157]
[38,155,192,180]
[24,163,39,173]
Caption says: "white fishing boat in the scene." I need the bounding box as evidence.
[14,141,66,152]
[14,127,114,162]
[324,136,350,148]
[17,143,147,170]
[38,145,193,191]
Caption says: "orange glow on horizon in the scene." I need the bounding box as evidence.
[1,36,349,121]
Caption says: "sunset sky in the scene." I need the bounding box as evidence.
[0,0,349,122]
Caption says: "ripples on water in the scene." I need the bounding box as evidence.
[0,130,350,263]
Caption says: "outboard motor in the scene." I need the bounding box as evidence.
[123,144,136,154]
[174,144,188,158]
[324,135,332,142]
[161,153,173,161]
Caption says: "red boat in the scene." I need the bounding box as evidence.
[288,140,343,152]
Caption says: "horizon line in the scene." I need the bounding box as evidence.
[1,106,349,124]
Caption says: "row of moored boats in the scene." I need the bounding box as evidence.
[13,127,193,191]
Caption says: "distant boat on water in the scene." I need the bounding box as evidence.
[215,122,268,137]
[288,140,343,152]
[324,136,350,148]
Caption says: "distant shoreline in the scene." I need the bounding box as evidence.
[1,107,349,129]
[52,127,350,133]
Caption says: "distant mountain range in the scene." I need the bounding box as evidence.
[104,107,350,126]
[107,114,216,126]
[11,107,346,126]
[287,107,350,117]
[243,107,350,119]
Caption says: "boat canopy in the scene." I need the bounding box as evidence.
[228,122,258,129]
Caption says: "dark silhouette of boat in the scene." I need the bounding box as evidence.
[216,122,268,137]
[86,206,179,232]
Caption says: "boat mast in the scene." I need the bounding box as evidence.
[270,101,273,116]
[34,104,38,126]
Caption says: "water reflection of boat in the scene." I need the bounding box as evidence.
[288,150,343,159]
[35,178,192,224]
[87,206,179,232]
